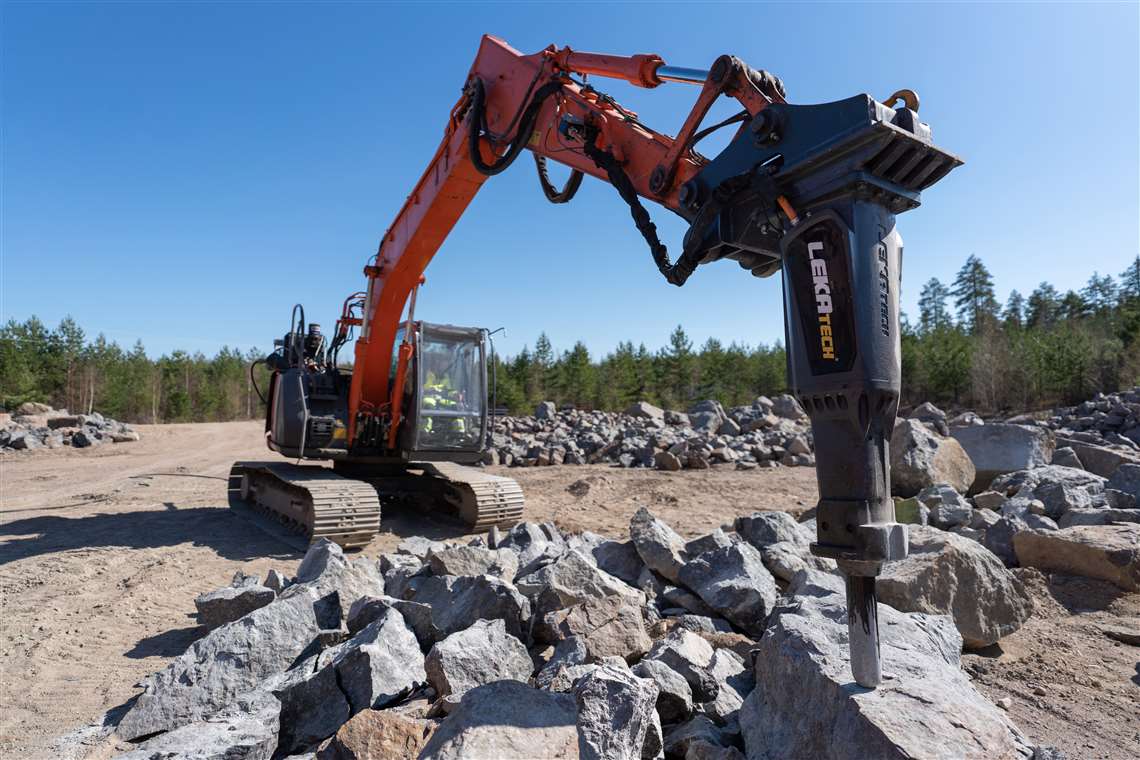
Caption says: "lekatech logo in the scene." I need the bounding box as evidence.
[806,240,837,361]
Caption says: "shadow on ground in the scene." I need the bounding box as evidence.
[1045,573,1128,613]
[124,625,206,660]
[0,505,296,565]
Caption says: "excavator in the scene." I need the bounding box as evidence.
[230,35,961,687]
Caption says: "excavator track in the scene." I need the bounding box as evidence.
[415,461,526,531]
[228,461,381,550]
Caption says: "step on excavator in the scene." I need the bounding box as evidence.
[229,35,960,687]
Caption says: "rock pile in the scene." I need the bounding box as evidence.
[887,392,1140,594]
[0,401,138,451]
[487,396,814,470]
[109,506,1060,759]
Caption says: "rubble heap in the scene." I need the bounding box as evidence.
[0,401,138,451]
[102,505,1081,759]
[487,395,814,470]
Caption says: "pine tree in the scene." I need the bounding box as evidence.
[1081,273,1118,315]
[950,255,999,332]
[1119,256,1140,302]
[918,278,952,333]
[1025,282,1061,328]
[1002,290,1025,329]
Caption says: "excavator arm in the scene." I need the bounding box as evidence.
[340,34,962,687]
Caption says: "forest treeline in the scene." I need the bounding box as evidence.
[3,255,1138,423]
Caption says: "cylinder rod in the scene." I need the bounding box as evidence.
[845,573,882,688]
[655,65,710,85]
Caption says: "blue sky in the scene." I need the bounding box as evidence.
[3,2,1137,359]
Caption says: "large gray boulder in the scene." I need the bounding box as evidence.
[419,681,578,759]
[982,510,1058,567]
[425,619,533,699]
[630,507,689,584]
[627,401,666,423]
[890,419,976,497]
[274,606,427,753]
[535,401,557,419]
[915,484,974,530]
[741,571,1032,759]
[699,648,753,725]
[575,664,660,760]
[950,424,1055,492]
[590,539,645,585]
[1013,523,1140,591]
[877,525,1033,648]
[406,574,532,643]
[517,549,638,620]
[1056,438,1139,478]
[427,545,519,582]
[678,543,778,637]
[990,465,1107,518]
[194,584,276,630]
[643,628,719,703]
[733,511,807,550]
[117,580,336,739]
[540,593,652,663]
[1108,463,1140,499]
[115,690,281,760]
[632,658,693,723]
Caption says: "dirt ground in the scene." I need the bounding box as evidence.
[0,420,1137,758]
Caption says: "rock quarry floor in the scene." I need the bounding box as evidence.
[0,420,1137,759]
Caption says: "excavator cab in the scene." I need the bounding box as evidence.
[395,322,488,461]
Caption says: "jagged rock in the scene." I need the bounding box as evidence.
[951,423,1055,492]
[741,570,1031,759]
[699,648,752,725]
[427,545,519,581]
[1051,446,1084,469]
[407,574,532,644]
[194,584,276,630]
[678,543,777,637]
[1108,463,1140,499]
[632,658,693,723]
[541,593,652,662]
[916,484,974,530]
[275,607,426,753]
[535,636,591,691]
[575,664,660,760]
[663,715,731,758]
[419,681,578,759]
[117,580,338,739]
[757,541,835,583]
[909,402,949,435]
[1058,507,1140,527]
[973,490,1007,510]
[264,568,287,594]
[116,690,281,760]
[1013,523,1140,591]
[655,450,684,471]
[877,525,1033,648]
[319,706,437,760]
[535,401,557,419]
[990,466,1106,518]
[643,628,719,702]
[425,619,533,699]
[983,511,1059,567]
[630,507,688,584]
[397,536,448,560]
[517,548,637,614]
[659,584,718,618]
[687,742,746,760]
[685,528,738,557]
[771,394,806,420]
[628,401,666,422]
[891,419,976,497]
[591,539,645,585]
[734,511,807,549]
[1056,439,1139,478]
[498,521,567,570]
